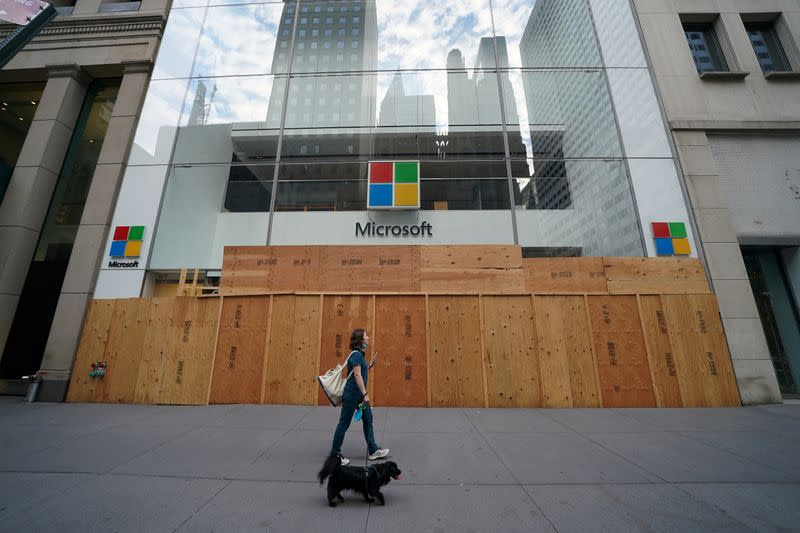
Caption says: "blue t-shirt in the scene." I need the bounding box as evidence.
[344,350,368,397]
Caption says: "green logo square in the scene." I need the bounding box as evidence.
[394,162,418,183]
[128,226,145,241]
[668,222,687,238]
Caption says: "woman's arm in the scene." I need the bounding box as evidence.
[353,365,369,402]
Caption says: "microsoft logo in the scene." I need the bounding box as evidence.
[109,225,144,258]
[367,161,420,210]
[651,222,690,256]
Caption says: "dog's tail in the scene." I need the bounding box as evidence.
[318,455,341,484]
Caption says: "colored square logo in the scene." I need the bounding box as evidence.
[655,238,674,255]
[124,241,142,257]
[394,162,418,183]
[110,241,127,257]
[395,183,419,206]
[128,226,145,241]
[367,161,420,210]
[368,184,393,207]
[369,162,393,183]
[672,238,691,255]
[651,222,670,238]
[113,226,129,241]
[668,222,687,238]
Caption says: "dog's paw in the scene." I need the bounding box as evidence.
[328,501,337,508]
[336,495,344,502]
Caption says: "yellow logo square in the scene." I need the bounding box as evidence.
[394,183,418,206]
[124,240,142,257]
[672,238,691,255]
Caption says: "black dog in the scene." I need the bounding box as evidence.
[318,455,402,507]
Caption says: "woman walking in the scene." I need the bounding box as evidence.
[329,328,389,465]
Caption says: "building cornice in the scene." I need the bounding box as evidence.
[0,13,165,39]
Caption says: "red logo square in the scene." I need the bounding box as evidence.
[651,222,670,238]
[369,162,393,183]
[113,226,130,240]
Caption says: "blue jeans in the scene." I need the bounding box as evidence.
[330,391,379,456]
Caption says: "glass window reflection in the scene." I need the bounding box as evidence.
[128,79,190,165]
[193,4,287,77]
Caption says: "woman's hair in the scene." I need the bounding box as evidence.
[349,328,366,350]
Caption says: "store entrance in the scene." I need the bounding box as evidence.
[743,247,800,396]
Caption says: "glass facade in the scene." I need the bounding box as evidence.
[134,0,653,269]
[0,83,46,204]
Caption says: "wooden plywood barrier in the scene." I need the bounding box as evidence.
[603,258,709,294]
[68,247,739,409]
[428,296,485,407]
[587,295,656,408]
[372,296,428,407]
[209,296,271,404]
[533,296,600,408]
[481,296,541,408]
[262,295,321,405]
[524,258,608,293]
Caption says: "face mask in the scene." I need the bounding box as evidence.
[361,340,369,349]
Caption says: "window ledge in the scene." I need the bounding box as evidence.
[699,71,750,80]
[764,71,800,80]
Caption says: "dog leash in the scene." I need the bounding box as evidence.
[363,465,376,495]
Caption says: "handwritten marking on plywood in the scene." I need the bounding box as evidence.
[263,295,321,405]
[158,298,220,405]
[481,296,541,407]
[373,296,428,407]
[524,258,607,293]
[67,299,115,403]
[638,295,683,408]
[588,296,656,408]
[428,296,484,407]
[210,296,271,404]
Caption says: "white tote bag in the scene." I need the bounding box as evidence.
[317,351,355,406]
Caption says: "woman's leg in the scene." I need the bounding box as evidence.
[360,403,380,454]
[330,400,358,456]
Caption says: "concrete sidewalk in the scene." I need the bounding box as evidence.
[1,398,799,532]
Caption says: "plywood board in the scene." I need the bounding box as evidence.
[421,245,522,269]
[637,295,683,408]
[481,296,541,407]
[373,296,428,407]
[604,257,709,294]
[319,246,420,292]
[524,258,607,293]
[532,296,573,408]
[134,298,176,404]
[428,296,484,407]
[221,246,321,294]
[67,299,115,403]
[420,268,525,293]
[318,295,374,405]
[662,294,740,407]
[263,295,321,405]
[588,295,655,408]
[209,296,271,404]
[158,298,220,405]
[98,298,151,403]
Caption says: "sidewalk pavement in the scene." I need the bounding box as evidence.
[1,397,799,532]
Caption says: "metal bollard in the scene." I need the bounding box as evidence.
[21,375,41,403]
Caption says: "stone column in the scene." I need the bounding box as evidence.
[673,130,782,405]
[0,65,91,358]
[37,61,152,401]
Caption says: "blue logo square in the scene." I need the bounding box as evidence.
[655,238,674,256]
[110,240,127,257]
[368,184,392,207]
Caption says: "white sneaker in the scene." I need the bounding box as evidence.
[338,455,351,466]
[368,448,390,461]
